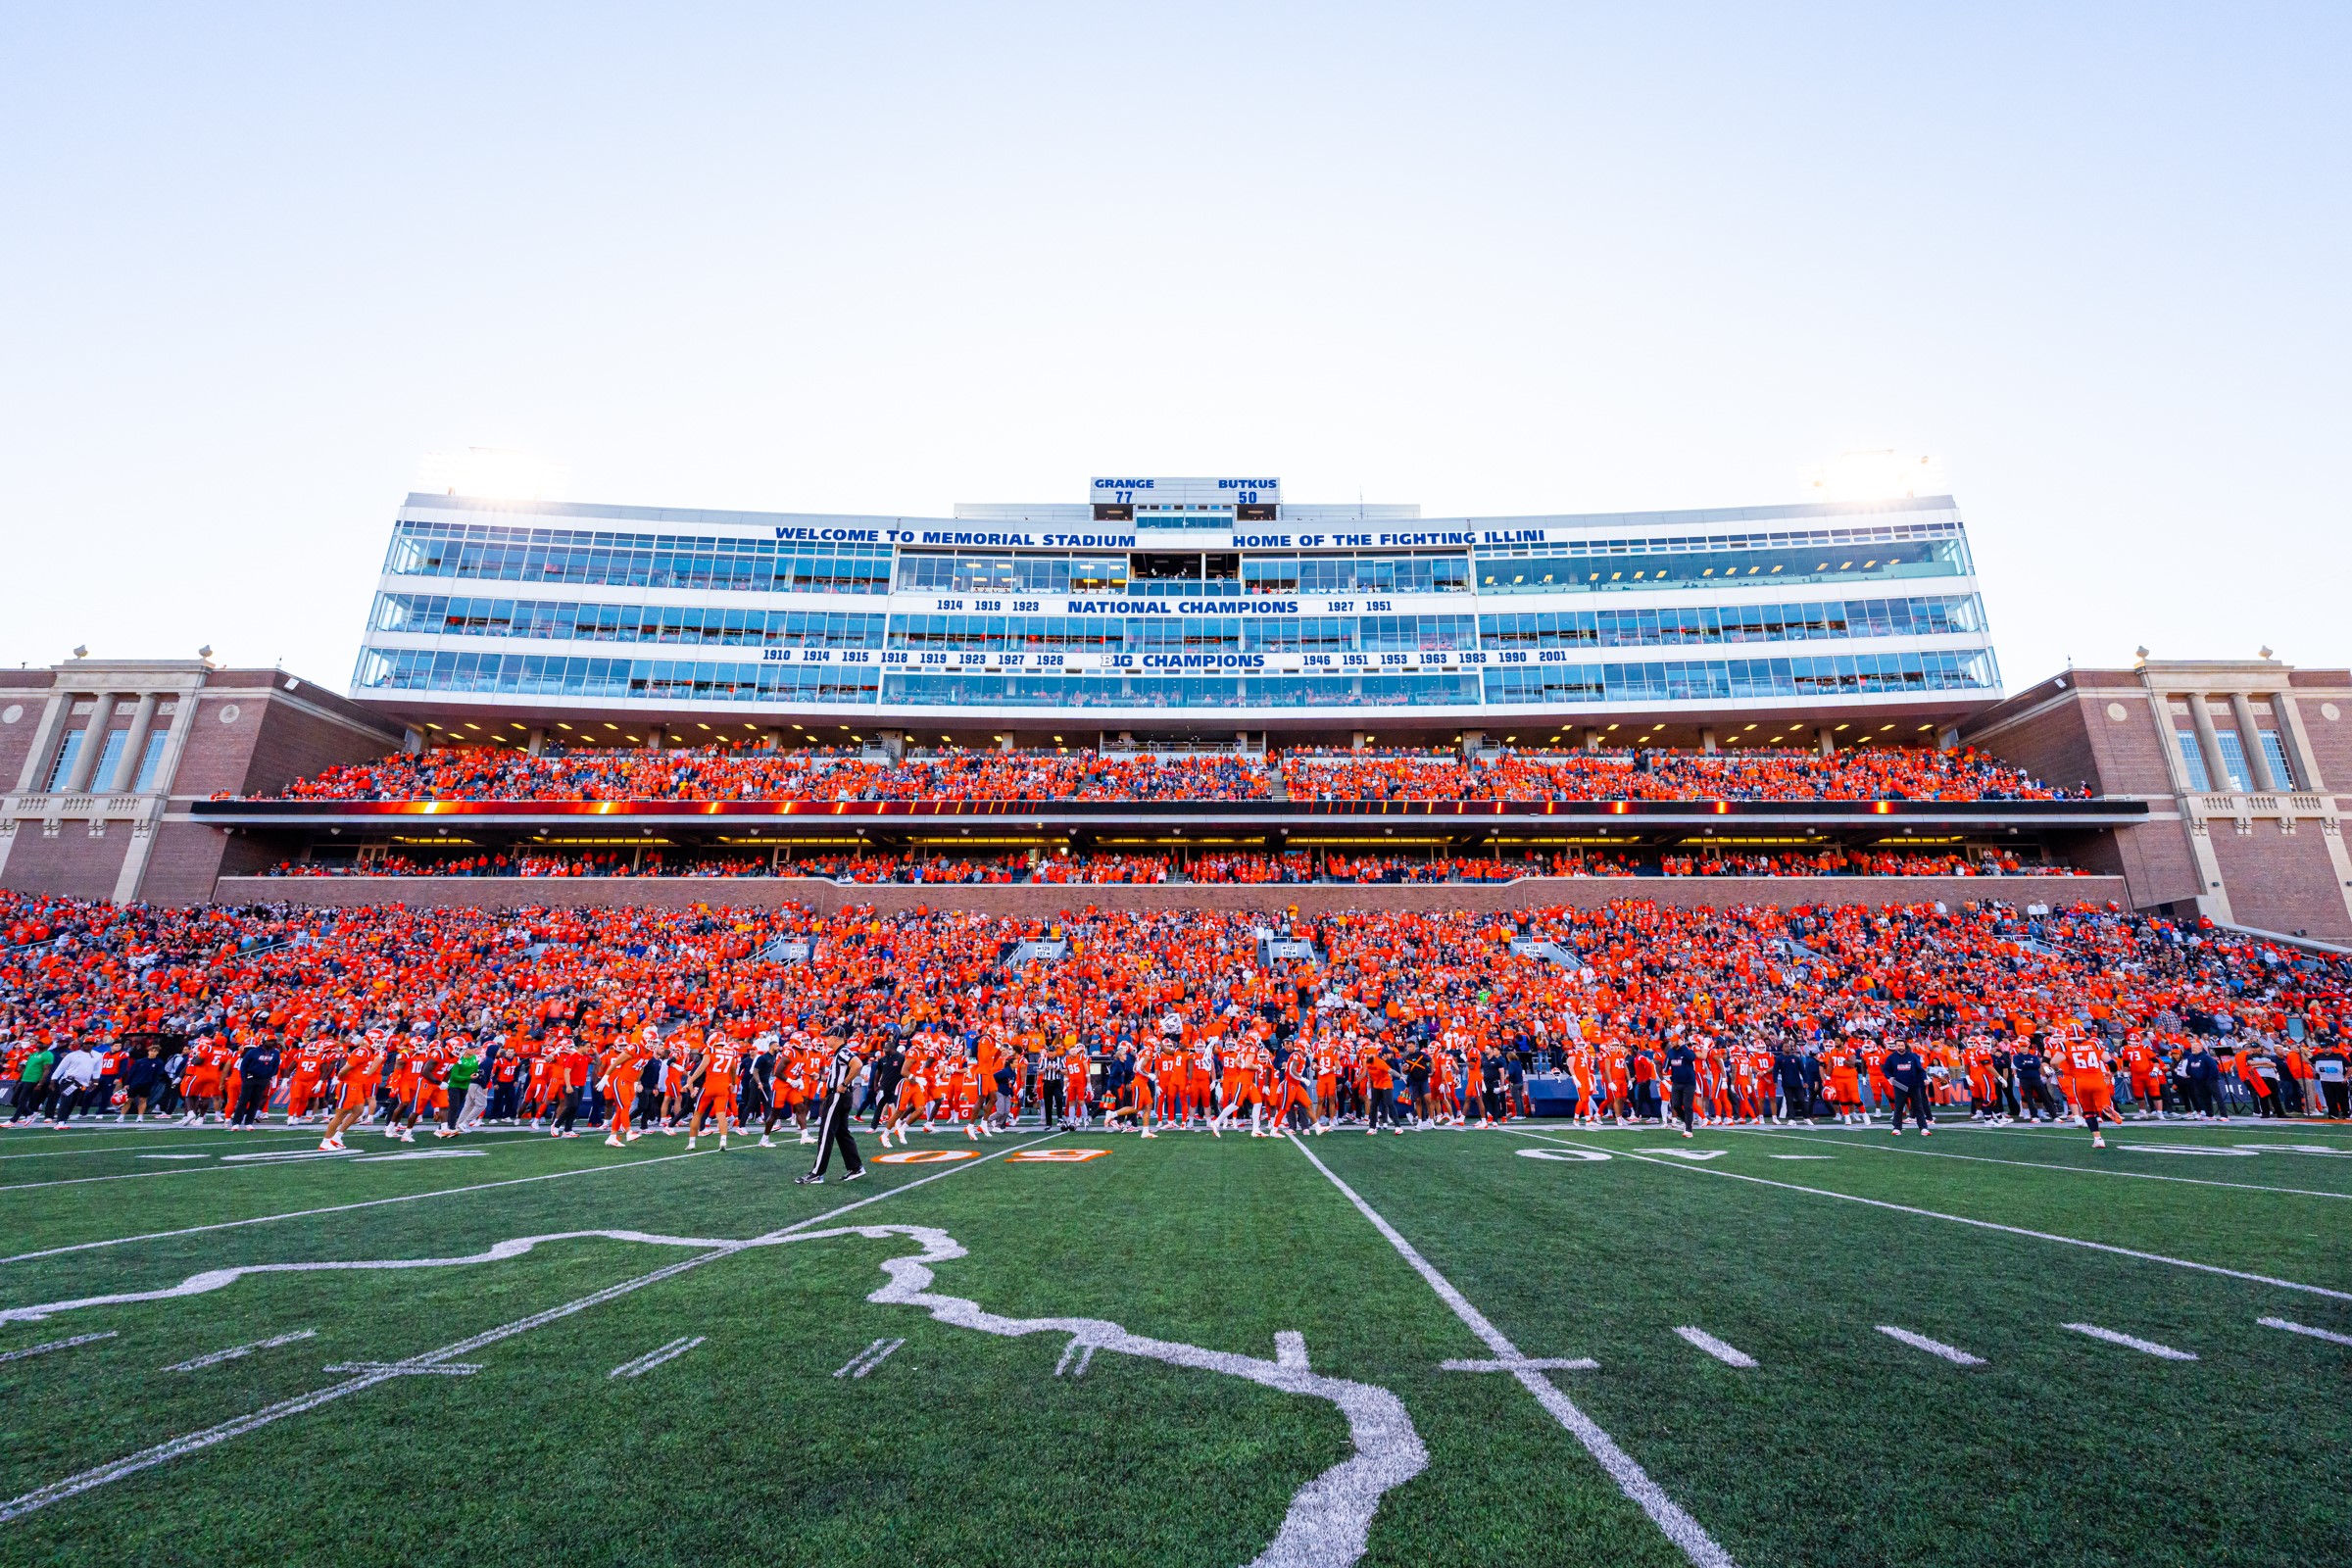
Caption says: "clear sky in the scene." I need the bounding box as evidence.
[2,4,2344,690]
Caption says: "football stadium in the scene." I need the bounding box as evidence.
[0,475,2348,1568]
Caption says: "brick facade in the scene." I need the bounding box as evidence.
[1964,659,2352,942]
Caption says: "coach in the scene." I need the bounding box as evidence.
[1882,1040,1934,1135]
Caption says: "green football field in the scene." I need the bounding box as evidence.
[0,1112,2346,1567]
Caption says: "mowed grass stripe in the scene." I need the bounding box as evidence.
[1729,1124,2352,1201]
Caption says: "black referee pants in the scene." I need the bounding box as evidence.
[808,1090,863,1177]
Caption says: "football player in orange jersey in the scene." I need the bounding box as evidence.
[2061,1030,2120,1149]
[686,1033,742,1151]
[1210,1038,1261,1138]
[603,1025,655,1148]
[2118,1030,2165,1119]
[317,1032,385,1152]
[282,1036,327,1125]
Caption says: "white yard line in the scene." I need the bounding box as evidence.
[611,1336,706,1378]
[1511,1130,2352,1305]
[1673,1327,1756,1368]
[1286,1136,1738,1568]
[1735,1126,2352,1202]
[2061,1322,2197,1360]
[1873,1326,1984,1366]
[163,1329,317,1372]
[2256,1316,2352,1348]
[0,1150,711,1265]
[0,1332,116,1365]
[0,1133,1055,1524]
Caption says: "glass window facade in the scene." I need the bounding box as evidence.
[1482,651,1997,706]
[355,649,881,705]
[371,595,886,649]
[2260,729,2296,790]
[880,671,1484,709]
[1479,596,1982,650]
[2175,732,2212,791]
[1476,526,1969,595]
[385,522,893,595]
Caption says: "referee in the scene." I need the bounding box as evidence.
[796,1036,867,1185]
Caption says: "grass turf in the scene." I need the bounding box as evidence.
[0,1115,2343,1566]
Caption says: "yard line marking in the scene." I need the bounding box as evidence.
[1874,1325,1985,1366]
[0,1332,115,1365]
[1287,1137,1737,1568]
[1440,1355,1598,1373]
[1768,1154,1836,1160]
[163,1329,316,1372]
[2061,1323,2197,1360]
[0,1149,712,1265]
[1511,1130,2352,1304]
[612,1336,706,1378]
[830,1337,902,1380]
[321,1360,481,1376]
[216,1149,357,1164]
[1274,1331,1309,1370]
[2257,1316,2352,1348]
[0,1134,1055,1524]
[136,1154,210,1161]
[1739,1125,2352,1201]
[1673,1327,1756,1368]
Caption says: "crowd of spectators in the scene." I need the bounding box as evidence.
[265,844,2076,882]
[4,891,2345,1135]
[240,742,2081,807]
[256,747,1272,804]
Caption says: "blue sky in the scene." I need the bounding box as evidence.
[1,4,2343,688]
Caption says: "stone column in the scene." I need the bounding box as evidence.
[644,731,662,751]
[1817,727,1836,757]
[147,689,201,799]
[110,693,160,793]
[2188,693,2232,792]
[525,727,546,757]
[2274,693,2327,792]
[61,694,117,793]
[14,692,70,793]
[1699,727,1716,754]
[2229,692,2278,791]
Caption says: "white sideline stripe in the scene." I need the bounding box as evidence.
[0,1138,274,1163]
[830,1337,903,1379]
[2062,1322,2197,1360]
[0,1135,1054,1524]
[612,1336,705,1378]
[163,1329,316,1372]
[2257,1316,2352,1348]
[1673,1327,1756,1368]
[1874,1325,1984,1366]
[0,1332,115,1364]
[1286,1137,1737,1568]
[0,1149,710,1265]
[1740,1125,2352,1201]
[1512,1130,2352,1304]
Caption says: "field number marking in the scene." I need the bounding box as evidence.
[1008,1149,1108,1162]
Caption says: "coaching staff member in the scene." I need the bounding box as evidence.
[1664,1038,1698,1138]
[796,1036,867,1186]
[1883,1038,1934,1136]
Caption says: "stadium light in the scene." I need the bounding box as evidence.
[1801,449,1946,502]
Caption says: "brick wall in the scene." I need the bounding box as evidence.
[2207,827,2352,941]
[0,672,54,788]
[214,873,2128,918]
[2288,672,2352,795]
[1,823,131,898]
